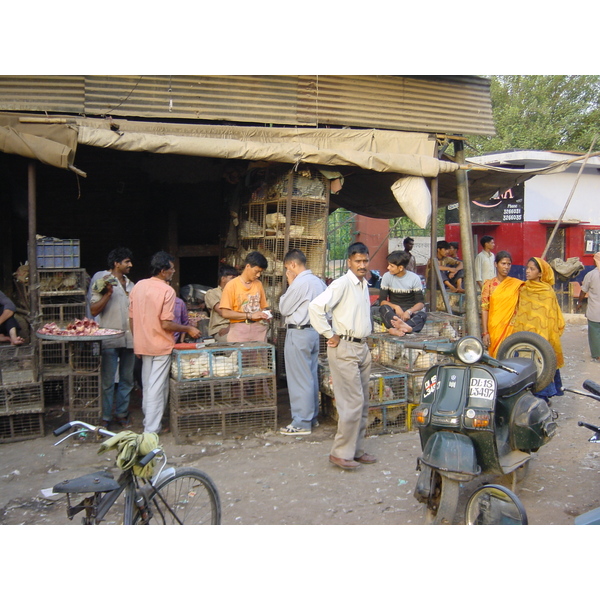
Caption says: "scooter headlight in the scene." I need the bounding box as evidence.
[456,336,484,364]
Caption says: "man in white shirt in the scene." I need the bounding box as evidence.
[474,235,496,289]
[309,242,375,470]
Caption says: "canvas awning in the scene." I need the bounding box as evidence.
[0,112,543,221]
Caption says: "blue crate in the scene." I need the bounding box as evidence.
[36,237,80,268]
[171,342,275,381]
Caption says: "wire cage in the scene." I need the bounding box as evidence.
[368,333,453,373]
[169,374,277,412]
[419,312,465,339]
[68,341,102,373]
[0,344,36,385]
[0,382,44,415]
[38,269,87,295]
[40,340,70,374]
[43,376,69,407]
[40,301,87,327]
[366,402,409,435]
[69,373,101,405]
[171,406,277,443]
[170,343,275,382]
[0,412,45,443]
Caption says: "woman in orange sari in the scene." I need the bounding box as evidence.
[481,251,524,357]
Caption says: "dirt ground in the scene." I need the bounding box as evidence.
[2,314,600,527]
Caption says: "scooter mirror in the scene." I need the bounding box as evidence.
[465,484,528,525]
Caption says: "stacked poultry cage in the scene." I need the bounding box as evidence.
[35,238,101,422]
[0,344,44,443]
[318,356,410,434]
[225,166,329,359]
[367,312,465,427]
[169,342,277,443]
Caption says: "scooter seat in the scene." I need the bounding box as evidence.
[53,471,120,494]
[490,358,537,397]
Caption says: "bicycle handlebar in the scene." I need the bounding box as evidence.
[53,420,115,440]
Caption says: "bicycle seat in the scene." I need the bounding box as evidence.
[53,471,120,494]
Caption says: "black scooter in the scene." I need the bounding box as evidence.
[408,332,558,524]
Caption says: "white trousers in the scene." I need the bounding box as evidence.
[141,354,171,434]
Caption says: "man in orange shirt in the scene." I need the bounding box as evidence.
[129,251,201,434]
[219,251,272,343]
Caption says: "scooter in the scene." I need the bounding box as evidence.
[562,379,600,525]
[408,332,558,524]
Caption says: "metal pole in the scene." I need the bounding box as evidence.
[454,140,480,337]
[542,135,598,260]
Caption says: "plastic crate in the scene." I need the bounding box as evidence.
[171,406,277,444]
[38,269,87,295]
[0,344,36,385]
[0,382,44,415]
[36,237,80,269]
[0,412,44,443]
[170,342,275,381]
[169,374,276,413]
[368,333,451,373]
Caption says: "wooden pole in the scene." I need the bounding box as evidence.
[428,177,438,308]
[454,140,480,337]
[27,161,40,341]
[542,135,598,260]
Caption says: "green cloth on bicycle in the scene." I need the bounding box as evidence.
[97,431,161,479]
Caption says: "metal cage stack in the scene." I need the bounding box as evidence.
[318,358,410,435]
[169,342,277,443]
[0,345,44,443]
[225,166,329,345]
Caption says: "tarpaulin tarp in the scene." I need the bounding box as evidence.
[0,114,77,170]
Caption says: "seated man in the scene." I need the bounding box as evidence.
[427,240,464,293]
[0,289,24,345]
[379,250,426,336]
[445,241,465,292]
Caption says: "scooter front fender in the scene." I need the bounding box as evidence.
[420,431,481,481]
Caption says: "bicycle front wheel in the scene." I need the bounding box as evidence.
[136,468,221,525]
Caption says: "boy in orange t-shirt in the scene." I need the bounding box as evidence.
[219,251,271,342]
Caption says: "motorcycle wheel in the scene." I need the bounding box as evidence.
[425,472,460,525]
[496,331,557,393]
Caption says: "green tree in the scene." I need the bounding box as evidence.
[468,75,600,156]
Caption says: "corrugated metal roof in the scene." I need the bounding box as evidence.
[0,75,495,136]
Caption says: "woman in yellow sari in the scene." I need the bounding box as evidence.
[481,251,524,357]
[511,257,565,367]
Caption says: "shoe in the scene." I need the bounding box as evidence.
[329,455,361,469]
[101,419,112,430]
[279,424,311,435]
[354,452,377,464]
[115,414,131,428]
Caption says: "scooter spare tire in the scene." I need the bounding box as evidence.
[496,331,557,393]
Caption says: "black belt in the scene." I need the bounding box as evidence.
[287,324,313,330]
[339,334,366,344]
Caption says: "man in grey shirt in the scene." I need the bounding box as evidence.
[89,248,135,429]
[278,249,327,435]
[309,242,376,470]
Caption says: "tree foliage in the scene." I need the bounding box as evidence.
[467,75,600,157]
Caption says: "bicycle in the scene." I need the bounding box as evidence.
[51,420,221,525]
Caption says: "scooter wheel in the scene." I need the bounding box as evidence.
[426,473,460,525]
[496,331,557,393]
